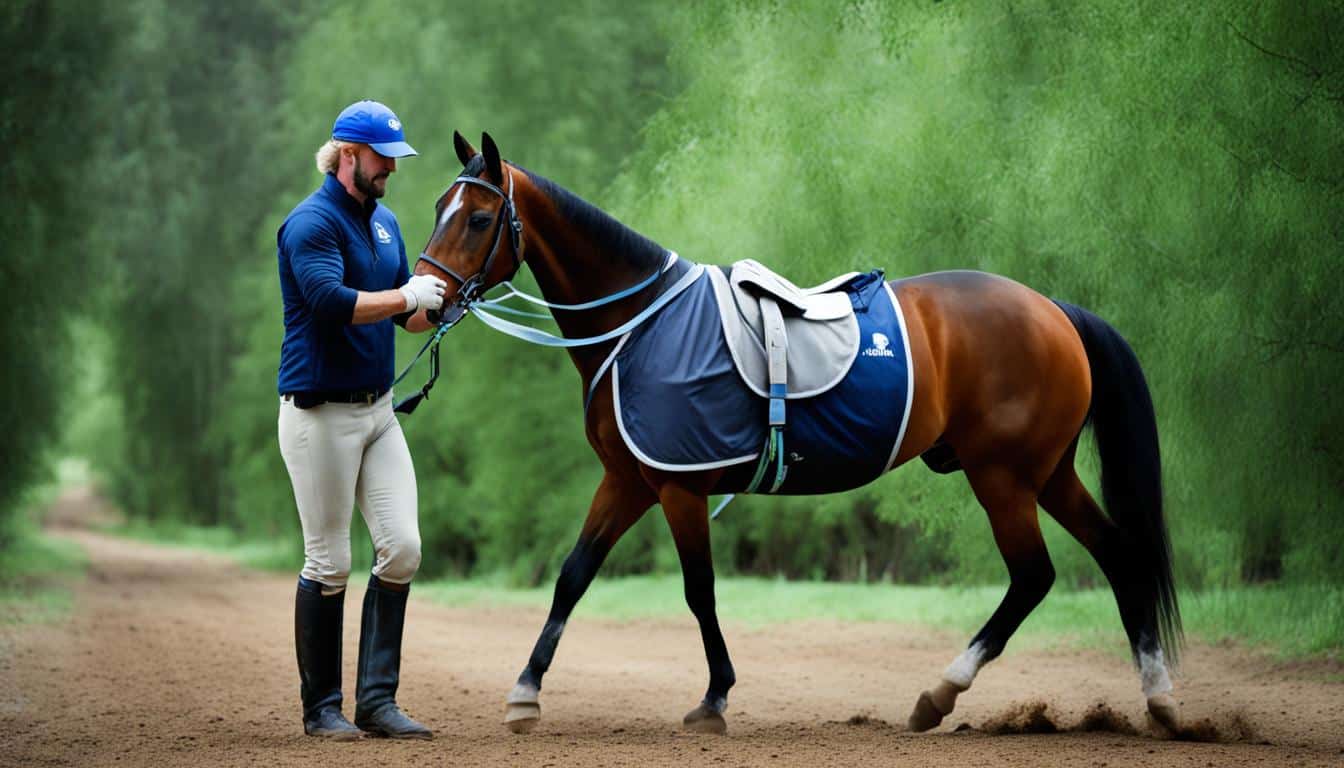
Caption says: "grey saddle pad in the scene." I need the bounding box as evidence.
[707,259,862,399]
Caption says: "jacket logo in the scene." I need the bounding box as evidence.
[862,332,895,358]
[373,221,393,244]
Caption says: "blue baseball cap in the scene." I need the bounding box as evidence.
[331,100,417,158]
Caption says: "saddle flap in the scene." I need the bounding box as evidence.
[730,259,810,313]
[729,259,853,320]
[708,265,860,399]
[797,291,854,321]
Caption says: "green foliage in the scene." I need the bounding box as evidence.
[607,0,1344,587]
[0,531,83,626]
[0,471,87,626]
[111,517,297,573]
[0,0,123,534]
[83,0,310,525]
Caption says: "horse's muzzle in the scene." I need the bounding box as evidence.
[429,301,469,328]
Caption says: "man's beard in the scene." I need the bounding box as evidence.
[353,155,388,199]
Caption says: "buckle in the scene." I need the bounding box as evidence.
[364,392,376,405]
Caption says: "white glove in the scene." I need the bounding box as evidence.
[400,274,447,312]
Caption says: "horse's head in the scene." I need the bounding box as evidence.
[415,131,525,325]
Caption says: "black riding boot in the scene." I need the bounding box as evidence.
[295,577,361,739]
[354,575,433,739]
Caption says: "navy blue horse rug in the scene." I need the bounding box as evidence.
[609,260,914,495]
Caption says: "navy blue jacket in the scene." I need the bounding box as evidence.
[276,174,411,394]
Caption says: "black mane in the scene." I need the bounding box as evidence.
[517,166,667,271]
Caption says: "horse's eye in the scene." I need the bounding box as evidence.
[468,212,492,231]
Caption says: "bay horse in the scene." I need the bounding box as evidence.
[412,132,1183,735]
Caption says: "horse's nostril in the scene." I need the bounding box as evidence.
[426,308,442,324]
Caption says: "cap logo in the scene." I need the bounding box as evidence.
[387,118,401,131]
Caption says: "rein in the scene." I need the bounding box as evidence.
[468,254,695,348]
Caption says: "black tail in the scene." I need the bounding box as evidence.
[1053,300,1183,664]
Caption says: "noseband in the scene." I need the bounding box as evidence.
[416,171,525,324]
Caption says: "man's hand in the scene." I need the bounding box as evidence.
[400,274,447,312]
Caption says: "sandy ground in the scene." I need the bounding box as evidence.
[2,489,1342,767]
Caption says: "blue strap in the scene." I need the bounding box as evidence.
[493,252,676,311]
[476,251,677,327]
[467,264,705,349]
[768,382,787,427]
[710,494,736,520]
[473,300,553,320]
[391,322,450,389]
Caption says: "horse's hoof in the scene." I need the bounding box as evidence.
[1146,693,1180,733]
[683,703,727,734]
[907,690,946,732]
[908,680,961,732]
[503,683,541,734]
[504,701,540,733]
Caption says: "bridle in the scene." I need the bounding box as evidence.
[392,169,524,414]
[392,164,702,417]
[416,169,525,326]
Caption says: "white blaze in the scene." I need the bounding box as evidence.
[438,186,466,229]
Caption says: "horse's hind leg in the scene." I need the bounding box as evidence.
[658,482,735,734]
[1037,448,1179,731]
[908,464,1055,732]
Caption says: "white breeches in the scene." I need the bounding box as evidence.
[279,392,422,591]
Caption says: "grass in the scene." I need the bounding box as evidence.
[0,460,90,625]
[97,517,1344,661]
[1183,585,1344,658]
[0,532,86,626]
[419,575,1344,660]
[109,518,297,573]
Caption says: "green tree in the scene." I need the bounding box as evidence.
[85,0,309,524]
[0,0,122,543]
[608,0,1344,586]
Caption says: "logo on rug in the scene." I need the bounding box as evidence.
[862,332,895,358]
[373,221,393,244]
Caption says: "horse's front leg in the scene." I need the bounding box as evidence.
[504,472,654,733]
[658,482,735,734]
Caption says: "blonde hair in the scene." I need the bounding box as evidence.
[315,139,358,174]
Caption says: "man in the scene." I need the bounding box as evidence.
[276,100,446,740]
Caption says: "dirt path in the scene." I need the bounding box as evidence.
[2,491,1342,767]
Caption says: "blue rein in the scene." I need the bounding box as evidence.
[468,255,698,349]
[394,249,699,414]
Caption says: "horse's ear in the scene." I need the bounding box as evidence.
[481,131,503,185]
[453,130,477,166]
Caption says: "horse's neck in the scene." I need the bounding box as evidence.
[510,170,668,386]
[523,223,662,388]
